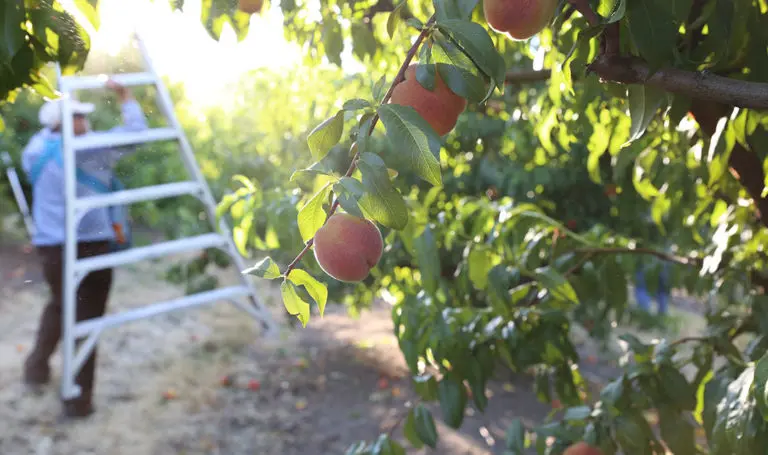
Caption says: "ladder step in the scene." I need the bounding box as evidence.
[73,286,252,337]
[73,127,178,151]
[74,233,228,275]
[75,181,202,212]
[60,72,156,91]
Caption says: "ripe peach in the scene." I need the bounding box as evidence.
[483,0,558,41]
[313,213,383,282]
[389,64,467,136]
[238,0,264,14]
[563,441,603,455]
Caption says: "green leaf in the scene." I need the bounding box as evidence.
[600,376,627,409]
[307,110,345,160]
[436,19,506,89]
[614,412,657,454]
[413,224,441,295]
[322,16,344,65]
[386,1,406,38]
[434,0,477,21]
[505,419,526,453]
[3,1,27,58]
[600,0,627,23]
[754,351,768,419]
[333,176,366,218]
[624,85,667,145]
[563,406,592,422]
[658,407,698,455]
[343,99,372,111]
[468,244,494,290]
[438,373,468,429]
[350,22,378,61]
[375,435,406,455]
[357,152,409,230]
[403,409,425,449]
[659,364,697,411]
[297,183,332,242]
[625,0,679,69]
[415,62,437,91]
[710,365,768,454]
[372,75,388,102]
[243,257,282,279]
[74,0,101,29]
[586,133,608,184]
[413,374,439,400]
[280,279,311,327]
[377,104,443,185]
[435,62,486,103]
[287,269,329,317]
[531,266,579,305]
[413,405,438,448]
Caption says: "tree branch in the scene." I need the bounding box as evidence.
[569,247,700,266]
[587,55,768,110]
[504,69,551,84]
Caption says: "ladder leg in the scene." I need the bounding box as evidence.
[57,66,83,401]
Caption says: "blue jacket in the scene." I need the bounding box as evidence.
[21,100,148,246]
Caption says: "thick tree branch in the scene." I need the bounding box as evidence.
[562,0,768,109]
[588,55,768,110]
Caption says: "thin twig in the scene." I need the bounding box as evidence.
[568,246,701,266]
[282,15,437,276]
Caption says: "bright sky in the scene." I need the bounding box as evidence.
[61,0,309,107]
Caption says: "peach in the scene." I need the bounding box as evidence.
[483,0,558,41]
[238,0,264,14]
[563,442,603,455]
[389,64,467,136]
[313,213,383,282]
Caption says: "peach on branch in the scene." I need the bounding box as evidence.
[483,0,558,41]
[563,442,603,455]
[389,64,467,136]
[238,0,264,14]
[313,213,383,282]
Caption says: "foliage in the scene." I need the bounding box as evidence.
[3,0,768,453]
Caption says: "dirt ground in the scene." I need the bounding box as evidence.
[0,236,710,455]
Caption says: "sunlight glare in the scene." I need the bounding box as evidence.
[62,0,305,108]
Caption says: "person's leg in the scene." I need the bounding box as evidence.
[635,268,652,312]
[62,241,113,417]
[23,245,64,385]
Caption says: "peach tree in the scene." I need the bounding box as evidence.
[5,0,768,453]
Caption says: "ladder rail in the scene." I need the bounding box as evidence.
[57,65,82,399]
[2,152,35,237]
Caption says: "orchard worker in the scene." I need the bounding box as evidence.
[21,80,148,418]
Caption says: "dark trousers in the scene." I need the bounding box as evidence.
[25,241,113,405]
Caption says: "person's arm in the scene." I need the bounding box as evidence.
[106,80,149,133]
[76,80,149,162]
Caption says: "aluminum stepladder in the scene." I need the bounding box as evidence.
[55,32,276,401]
